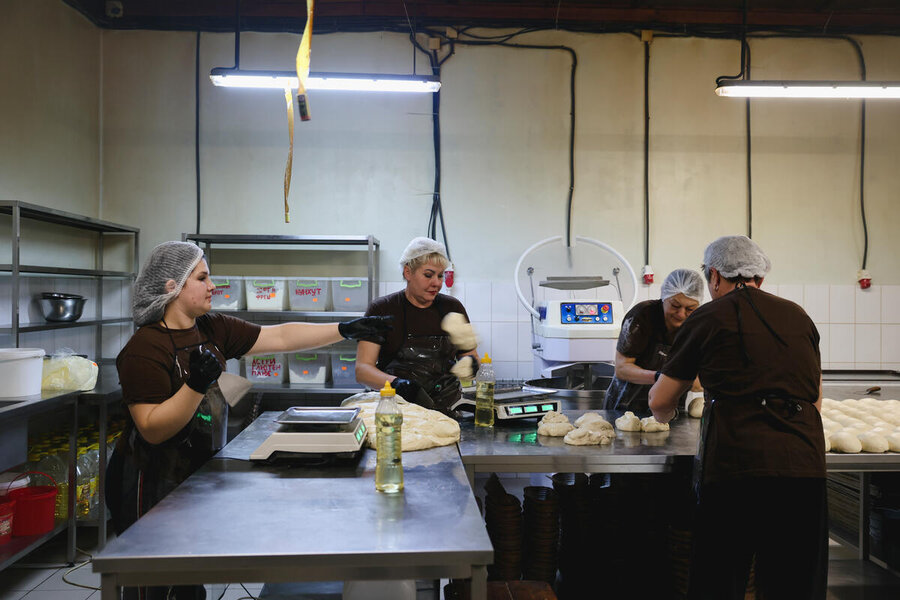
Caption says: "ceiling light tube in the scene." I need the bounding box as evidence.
[209,68,441,93]
[716,80,900,99]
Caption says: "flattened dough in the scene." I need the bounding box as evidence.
[640,415,670,433]
[538,421,575,437]
[564,426,615,446]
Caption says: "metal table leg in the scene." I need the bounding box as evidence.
[470,565,487,600]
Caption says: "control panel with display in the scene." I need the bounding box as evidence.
[559,302,613,324]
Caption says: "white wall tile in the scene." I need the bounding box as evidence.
[778,284,803,306]
[471,320,491,357]
[490,282,519,322]
[516,297,533,322]
[855,287,881,324]
[829,362,855,370]
[829,324,854,364]
[803,285,830,324]
[518,361,536,380]
[829,285,855,324]
[446,280,465,306]
[648,282,662,300]
[882,325,900,364]
[882,286,900,324]
[854,363,881,371]
[636,285,650,302]
[517,322,534,361]
[817,324,830,364]
[765,284,779,298]
[465,281,492,322]
[854,324,881,364]
[493,360,519,380]
[490,322,518,361]
[882,363,900,373]
[385,280,405,295]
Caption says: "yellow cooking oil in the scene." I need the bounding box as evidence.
[375,381,404,493]
[474,353,495,427]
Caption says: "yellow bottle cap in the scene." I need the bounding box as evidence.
[380,381,396,396]
[482,353,492,364]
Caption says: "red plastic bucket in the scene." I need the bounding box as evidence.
[7,471,57,536]
[0,495,14,544]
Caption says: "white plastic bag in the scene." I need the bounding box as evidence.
[41,349,99,391]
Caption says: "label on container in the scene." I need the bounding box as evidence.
[294,286,323,296]
[251,356,283,378]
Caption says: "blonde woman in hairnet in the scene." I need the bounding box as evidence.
[107,242,390,600]
[355,237,478,416]
[603,268,704,415]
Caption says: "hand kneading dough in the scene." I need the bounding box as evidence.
[574,413,613,430]
[615,411,642,432]
[450,356,477,379]
[858,432,890,453]
[540,410,570,424]
[564,426,615,446]
[830,431,863,453]
[538,421,575,437]
[441,312,478,350]
[640,416,670,432]
[688,396,705,418]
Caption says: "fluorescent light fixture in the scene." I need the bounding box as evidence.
[209,68,441,92]
[716,80,900,99]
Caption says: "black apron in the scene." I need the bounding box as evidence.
[383,300,461,415]
[603,339,674,414]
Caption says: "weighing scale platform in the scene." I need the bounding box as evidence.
[249,407,367,462]
[452,382,560,421]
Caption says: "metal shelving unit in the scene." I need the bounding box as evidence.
[1,200,140,360]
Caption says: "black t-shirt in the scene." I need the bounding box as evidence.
[364,291,470,370]
[663,286,826,483]
[617,300,673,365]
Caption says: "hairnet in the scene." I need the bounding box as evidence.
[703,235,771,280]
[660,269,705,302]
[132,241,204,326]
[399,237,448,269]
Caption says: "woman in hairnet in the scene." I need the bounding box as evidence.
[603,268,704,415]
[355,237,478,415]
[106,241,390,600]
[649,236,827,600]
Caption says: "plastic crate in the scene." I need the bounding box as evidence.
[245,354,286,383]
[288,278,331,311]
[245,278,287,311]
[210,276,245,310]
[330,278,369,312]
[331,351,360,387]
[288,352,330,384]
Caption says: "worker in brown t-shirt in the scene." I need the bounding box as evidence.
[649,235,827,600]
[107,242,390,599]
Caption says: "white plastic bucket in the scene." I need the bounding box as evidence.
[0,349,46,398]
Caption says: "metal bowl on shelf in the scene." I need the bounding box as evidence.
[38,293,87,322]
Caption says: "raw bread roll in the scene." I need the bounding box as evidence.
[538,421,575,437]
[564,426,615,446]
[342,392,460,451]
[824,434,831,452]
[440,312,478,350]
[858,432,890,453]
[640,416,670,433]
[830,431,863,453]
[887,433,900,452]
[574,412,613,430]
[540,410,570,424]
[688,396,705,418]
[615,411,642,432]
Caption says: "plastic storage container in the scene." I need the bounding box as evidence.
[331,278,369,312]
[288,278,331,311]
[288,352,330,384]
[0,348,46,397]
[331,349,360,387]
[245,354,287,383]
[210,276,245,310]
[245,278,287,311]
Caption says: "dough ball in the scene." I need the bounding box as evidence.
[582,419,615,433]
[450,356,477,380]
[575,413,613,430]
[564,426,614,446]
[830,431,863,453]
[870,426,895,437]
[858,432,890,453]
[440,312,478,350]
[640,416,670,433]
[688,396,705,418]
[886,433,900,452]
[538,421,575,437]
[615,411,642,432]
[824,434,831,452]
[540,411,570,425]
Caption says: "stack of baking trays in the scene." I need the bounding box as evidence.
[522,486,560,584]
[552,473,593,597]
[483,474,524,581]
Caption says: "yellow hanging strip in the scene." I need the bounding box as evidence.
[283,0,315,223]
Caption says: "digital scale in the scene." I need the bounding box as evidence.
[250,407,367,462]
[451,381,561,421]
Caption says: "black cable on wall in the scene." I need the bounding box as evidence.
[643,38,650,267]
[195,30,202,235]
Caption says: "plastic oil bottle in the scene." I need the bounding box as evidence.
[474,353,495,427]
[375,381,404,493]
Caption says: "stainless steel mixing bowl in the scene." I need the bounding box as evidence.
[39,293,87,322]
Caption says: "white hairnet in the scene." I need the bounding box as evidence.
[132,241,204,326]
[399,237,447,269]
[661,269,705,302]
[703,235,771,280]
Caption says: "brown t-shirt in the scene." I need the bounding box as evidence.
[117,312,260,407]
[662,286,826,483]
[364,291,471,370]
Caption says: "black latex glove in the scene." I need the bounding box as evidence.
[186,348,223,394]
[338,315,393,343]
[392,378,435,410]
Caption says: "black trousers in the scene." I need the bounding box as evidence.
[688,477,828,600]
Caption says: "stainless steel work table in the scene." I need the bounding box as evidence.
[93,412,493,600]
